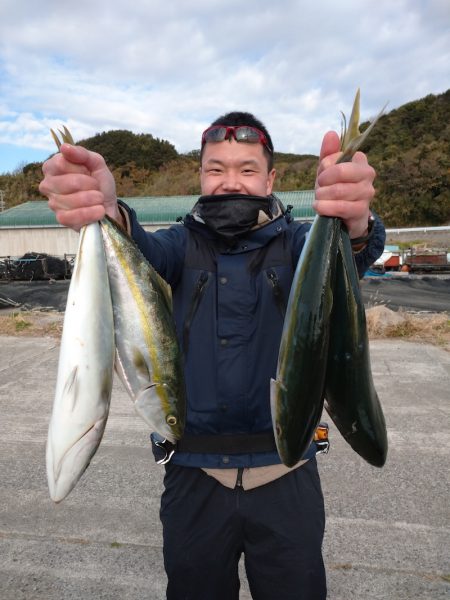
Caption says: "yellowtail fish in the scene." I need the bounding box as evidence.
[46,126,115,502]
[271,89,387,467]
[46,222,115,502]
[323,89,388,466]
[270,216,340,467]
[325,230,388,466]
[100,216,185,443]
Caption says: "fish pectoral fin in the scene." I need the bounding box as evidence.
[270,378,286,397]
[61,366,79,412]
[270,378,285,440]
[134,383,171,420]
[132,348,152,379]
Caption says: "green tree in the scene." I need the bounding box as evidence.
[79,130,178,170]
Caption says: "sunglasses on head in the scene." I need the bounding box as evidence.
[201,125,273,154]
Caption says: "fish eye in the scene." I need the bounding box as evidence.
[276,423,282,437]
[166,415,177,426]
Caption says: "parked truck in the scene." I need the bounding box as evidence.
[370,246,450,275]
[403,250,449,274]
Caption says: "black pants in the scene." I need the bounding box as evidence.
[160,458,326,600]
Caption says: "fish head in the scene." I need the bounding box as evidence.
[134,383,185,443]
[46,415,108,503]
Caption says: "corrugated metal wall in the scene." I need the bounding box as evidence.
[0,191,315,257]
[0,223,178,256]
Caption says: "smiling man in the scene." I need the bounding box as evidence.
[40,112,385,600]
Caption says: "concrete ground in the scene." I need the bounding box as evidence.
[0,337,449,599]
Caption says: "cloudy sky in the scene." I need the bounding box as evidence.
[0,0,448,173]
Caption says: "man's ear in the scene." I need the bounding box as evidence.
[266,168,276,195]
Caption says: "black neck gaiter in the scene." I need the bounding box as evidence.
[190,193,275,241]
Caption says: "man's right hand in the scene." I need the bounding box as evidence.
[39,143,121,231]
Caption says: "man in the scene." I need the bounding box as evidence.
[40,112,385,599]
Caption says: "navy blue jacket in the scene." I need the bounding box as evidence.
[123,202,386,468]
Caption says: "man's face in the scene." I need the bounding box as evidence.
[200,139,276,197]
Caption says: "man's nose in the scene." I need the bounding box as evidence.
[221,173,242,192]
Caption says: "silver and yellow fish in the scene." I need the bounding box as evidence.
[100,216,186,443]
[46,127,116,502]
[46,221,115,502]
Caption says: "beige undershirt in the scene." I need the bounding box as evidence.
[202,460,308,490]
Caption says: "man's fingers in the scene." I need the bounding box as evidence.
[319,131,341,162]
[59,143,107,173]
[351,151,370,165]
[53,205,106,231]
[315,177,375,203]
[313,194,372,221]
[47,189,105,212]
[316,160,375,188]
[42,152,90,178]
[317,131,342,177]
[39,172,101,198]
[42,144,107,176]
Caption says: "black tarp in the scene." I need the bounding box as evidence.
[0,253,72,281]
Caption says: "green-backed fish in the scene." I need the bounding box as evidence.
[325,90,388,466]
[270,216,340,467]
[100,216,185,443]
[325,228,388,466]
[270,89,387,467]
[46,222,115,502]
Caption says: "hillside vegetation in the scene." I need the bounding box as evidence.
[0,90,448,227]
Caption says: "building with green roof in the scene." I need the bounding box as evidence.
[0,191,315,257]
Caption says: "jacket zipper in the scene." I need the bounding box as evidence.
[235,467,244,488]
[266,269,286,318]
[183,271,209,354]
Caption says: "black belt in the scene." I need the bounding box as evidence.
[153,426,329,465]
[176,431,277,454]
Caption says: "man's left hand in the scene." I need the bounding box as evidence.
[314,131,376,239]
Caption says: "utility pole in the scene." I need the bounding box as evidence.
[0,190,5,212]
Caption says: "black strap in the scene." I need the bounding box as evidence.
[350,213,376,246]
[176,431,277,454]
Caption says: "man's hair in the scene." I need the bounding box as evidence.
[200,111,274,170]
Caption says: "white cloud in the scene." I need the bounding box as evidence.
[0,0,448,171]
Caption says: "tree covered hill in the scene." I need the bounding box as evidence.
[0,89,448,227]
[362,89,450,225]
